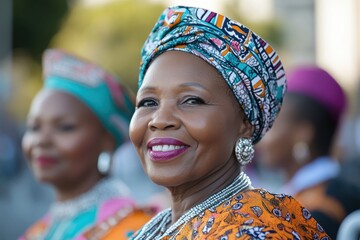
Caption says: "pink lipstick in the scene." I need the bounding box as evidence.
[35,156,58,168]
[147,138,189,162]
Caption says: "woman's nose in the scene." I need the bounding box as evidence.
[148,103,181,131]
[34,128,52,147]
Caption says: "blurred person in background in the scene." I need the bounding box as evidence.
[257,66,360,239]
[20,49,155,240]
[0,104,52,240]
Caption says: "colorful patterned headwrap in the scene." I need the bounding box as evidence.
[43,49,135,147]
[139,6,286,143]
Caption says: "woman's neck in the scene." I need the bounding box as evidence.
[167,161,241,224]
[55,174,104,201]
[286,154,315,181]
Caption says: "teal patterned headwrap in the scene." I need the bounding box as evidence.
[139,6,286,143]
[43,49,135,147]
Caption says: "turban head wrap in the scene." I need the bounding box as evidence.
[139,6,287,143]
[43,49,135,147]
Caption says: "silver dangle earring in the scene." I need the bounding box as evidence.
[292,142,310,164]
[235,138,254,166]
[97,152,112,175]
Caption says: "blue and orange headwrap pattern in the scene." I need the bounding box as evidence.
[139,6,286,143]
[43,49,135,147]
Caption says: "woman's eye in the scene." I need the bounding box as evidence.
[26,124,39,132]
[137,98,158,108]
[57,124,77,132]
[183,97,205,105]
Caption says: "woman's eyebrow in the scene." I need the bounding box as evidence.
[179,82,210,91]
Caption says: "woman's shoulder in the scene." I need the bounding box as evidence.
[78,191,157,239]
[181,188,331,239]
[20,195,154,240]
[235,188,307,215]
[80,205,156,240]
[230,188,323,227]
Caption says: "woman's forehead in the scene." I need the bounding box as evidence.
[29,90,94,119]
[141,51,226,89]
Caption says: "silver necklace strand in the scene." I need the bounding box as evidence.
[132,171,251,240]
[49,178,130,219]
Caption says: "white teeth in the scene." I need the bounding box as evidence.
[151,145,185,151]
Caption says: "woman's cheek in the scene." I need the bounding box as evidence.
[22,134,32,162]
[129,115,142,147]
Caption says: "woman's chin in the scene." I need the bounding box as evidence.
[35,175,53,185]
[149,173,184,188]
[33,171,57,185]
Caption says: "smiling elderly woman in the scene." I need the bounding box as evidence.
[129,6,331,240]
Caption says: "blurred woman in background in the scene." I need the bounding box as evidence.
[257,66,360,238]
[20,49,154,240]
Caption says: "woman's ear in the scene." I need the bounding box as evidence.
[293,121,314,144]
[238,118,254,139]
[101,131,116,153]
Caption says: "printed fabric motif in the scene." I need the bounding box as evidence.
[140,6,287,143]
[161,189,331,239]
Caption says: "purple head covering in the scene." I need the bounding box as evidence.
[287,66,347,124]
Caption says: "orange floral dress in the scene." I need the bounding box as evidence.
[132,189,331,239]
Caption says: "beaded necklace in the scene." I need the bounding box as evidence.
[131,171,251,240]
[49,178,129,219]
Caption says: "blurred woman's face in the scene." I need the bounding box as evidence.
[129,51,249,187]
[22,90,106,189]
[256,100,297,169]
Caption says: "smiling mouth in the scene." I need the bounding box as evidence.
[35,156,58,168]
[151,145,186,151]
[148,144,189,162]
